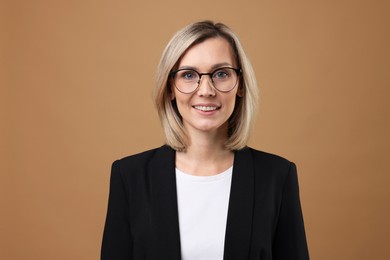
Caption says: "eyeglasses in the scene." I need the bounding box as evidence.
[170,67,241,94]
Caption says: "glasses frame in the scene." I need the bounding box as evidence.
[170,67,242,94]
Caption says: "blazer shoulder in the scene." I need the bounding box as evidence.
[243,147,298,193]
[246,147,292,166]
[114,145,174,173]
[244,147,296,179]
[118,146,162,163]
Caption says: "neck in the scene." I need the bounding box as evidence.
[175,127,234,176]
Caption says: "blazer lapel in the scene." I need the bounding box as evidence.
[224,147,254,260]
[148,145,181,259]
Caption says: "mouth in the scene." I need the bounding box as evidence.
[193,105,221,112]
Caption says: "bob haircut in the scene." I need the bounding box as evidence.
[153,20,259,151]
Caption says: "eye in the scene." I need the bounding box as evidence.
[178,70,198,81]
[213,69,231,79]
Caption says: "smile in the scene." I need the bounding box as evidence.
[193,106,220,111]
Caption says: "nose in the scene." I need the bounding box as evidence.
[197,75,216,96]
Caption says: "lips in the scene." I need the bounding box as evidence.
[193,105,221,111]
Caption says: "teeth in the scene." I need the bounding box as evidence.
[194,106,218,111]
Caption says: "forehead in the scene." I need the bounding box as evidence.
[178,37,236,69]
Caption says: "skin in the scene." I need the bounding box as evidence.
[172,37,242,176]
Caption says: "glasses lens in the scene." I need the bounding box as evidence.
[174,69,199,93]
[212,68,239,92]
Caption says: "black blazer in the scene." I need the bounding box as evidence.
[101,145,309,260]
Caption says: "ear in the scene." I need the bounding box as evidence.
[170,86,176,100]
[170,91,175,100]
[168,81,176,100]
[236,86,244,97]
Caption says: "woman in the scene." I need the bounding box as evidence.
[101,21,309,260]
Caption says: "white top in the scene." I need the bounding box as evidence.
[175,166,233,260]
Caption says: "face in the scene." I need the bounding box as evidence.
[171,37,242,137]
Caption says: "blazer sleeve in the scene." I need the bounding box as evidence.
[101,160,133,260]
[272,162,310,260]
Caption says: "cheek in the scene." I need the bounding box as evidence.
[173,93,191,112]
[225,95,239,114]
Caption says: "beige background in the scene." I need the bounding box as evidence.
[1,0,389,259]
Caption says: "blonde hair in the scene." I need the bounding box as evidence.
[153,20,259,151]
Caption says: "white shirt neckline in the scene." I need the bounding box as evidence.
[175,166,233,183]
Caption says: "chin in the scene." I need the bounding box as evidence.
[194,122,227,133]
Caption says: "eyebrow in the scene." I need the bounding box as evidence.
[178,62,234,71]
